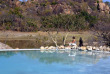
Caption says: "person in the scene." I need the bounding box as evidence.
[79,37,83,47]
[69,36,76,46]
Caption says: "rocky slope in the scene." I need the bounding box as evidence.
[8,0,110,14]
[0,0,110,32]
[0,42,12,49]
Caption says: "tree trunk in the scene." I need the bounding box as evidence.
[63,32,69,46]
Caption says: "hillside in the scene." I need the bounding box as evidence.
[0,0,110,31]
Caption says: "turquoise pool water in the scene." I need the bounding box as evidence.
[0,50,110,74]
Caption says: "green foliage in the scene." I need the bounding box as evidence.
[27,21,36,27]
[97,0,99,3]
[0,1,3,3]
[79,11,98,27]
[24,19,38,32]
[0,0,5,4]
[21,2,25,5]
[41,14,89,31]
[90,6,97,11]
[105,1,110,7]
[43,9,52,16]
[41,11,98,31]
[74,16,87,30]
[0,0,108,32]
[9,7,23,18]
[36,3,39,7]
[6,26,10,30]
[51,2,58,5]
[40,3,46,7]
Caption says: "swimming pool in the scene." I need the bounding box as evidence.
[0,50,110,74]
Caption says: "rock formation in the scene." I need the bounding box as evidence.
[0,42,12,49]
[7,0,109,14]
[98,2,110,13]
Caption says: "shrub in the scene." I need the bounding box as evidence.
[97,0,99,3]
[9,7,23,18]
[51,2,58,5]
[6,26,10,30]
[41,14,89,31]
[21,2,25,5]
[80,11,98,27]
[27,21,36,27]
[94,21,110,46]
[40,3,46,7]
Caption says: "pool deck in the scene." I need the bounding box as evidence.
[0,49,39,51]
[0,49,67,51]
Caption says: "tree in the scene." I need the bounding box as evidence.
[93,21,110,46]
[105,1,110,7]
[41,14,91,47]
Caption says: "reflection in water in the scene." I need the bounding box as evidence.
[0,50,110,65]
[0,50,110,74]
[0,51,18,58]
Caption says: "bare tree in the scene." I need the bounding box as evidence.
[63,32,69,46]
[93,21,110,46]
[47,31,58,47]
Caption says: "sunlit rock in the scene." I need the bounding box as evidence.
[48,46,56,50]
[103,46,107,51]
[80,46,87,51]
[45,46,49,49]
[71,45,77,49]
[40,46,45,50]
[0,42,12,49]
[106,47,110,51]
[59,45,65,49]
[95,47,100,51]
[48,46,52,50]
[52,46,56,49]
[87,46,92,51]
[65,46,71,49]
[15,48,19,49]
[92,47,96,50]
[99,46,103,51]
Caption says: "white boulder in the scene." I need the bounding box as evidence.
[102,46,107,51]
[95,47,100,51]
[80,46,87,51]
[45,46,49,49]
[92,47,96,50]
[99,46,103,50]
[40,46,45,50]
[58,45,65,49]
[65,46,71,49]
[86,46,92,51]
[48,46,56,50]
[106,47,110,51]
[71,45,77,49]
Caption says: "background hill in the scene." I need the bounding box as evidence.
[0,0,110,32]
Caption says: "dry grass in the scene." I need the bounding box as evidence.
[0,31,95,45]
